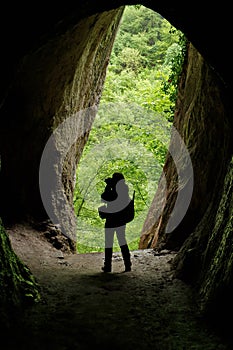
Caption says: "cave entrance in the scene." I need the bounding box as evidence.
[73,5,186,254]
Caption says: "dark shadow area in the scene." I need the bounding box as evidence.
[2,237,231,350]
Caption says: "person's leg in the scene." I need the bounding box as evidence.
[102,227,114,272]
[116,225,132,272]
[116,225,127,246]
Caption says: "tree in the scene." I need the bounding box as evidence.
[101,5,185,120]
[74,102,171,252]
[73,5,186,252]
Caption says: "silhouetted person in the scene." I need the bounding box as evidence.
[98,172,134,273]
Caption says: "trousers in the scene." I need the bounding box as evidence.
[103,224,131,272]
[105,225,127,249]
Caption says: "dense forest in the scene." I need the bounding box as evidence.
[74,6,186,253]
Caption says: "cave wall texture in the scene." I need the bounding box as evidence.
[0,7,124,223]
[140,42,231,250]
[0,0,232,326]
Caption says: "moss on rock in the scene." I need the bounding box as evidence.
[0,219,41,327]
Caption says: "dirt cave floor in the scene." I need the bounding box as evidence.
[4,223,233,350]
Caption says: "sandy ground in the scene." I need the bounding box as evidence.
[4,223,232,350]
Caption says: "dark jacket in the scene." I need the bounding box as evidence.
[100,180,132,228]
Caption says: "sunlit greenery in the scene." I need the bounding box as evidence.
[74,6,186,253]
[101,6,186,121]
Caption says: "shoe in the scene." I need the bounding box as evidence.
[101,266,111,273]
[120,244,132,273]
[124,263,132,272]
[102,247,112,272]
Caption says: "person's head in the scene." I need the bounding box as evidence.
[104,177,113,186]
[112,172,125,184]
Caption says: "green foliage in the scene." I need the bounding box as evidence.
[117,47,143,73]
[102,6,186,122]
[74,103,171,252]
[74,6,186,253]
[111,6,182,72]
[162,34,188,110]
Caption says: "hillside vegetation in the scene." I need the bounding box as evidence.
[74,6,186,253]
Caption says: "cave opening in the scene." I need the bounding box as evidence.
[73,5,186,254]
[0,1,232,346]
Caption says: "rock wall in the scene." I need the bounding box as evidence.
[0,8,124,229]
[173,156,233,322]
[139,43,231,250]
[139,42,233,319]
[0,6,124,325]
[0,219,40,327]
